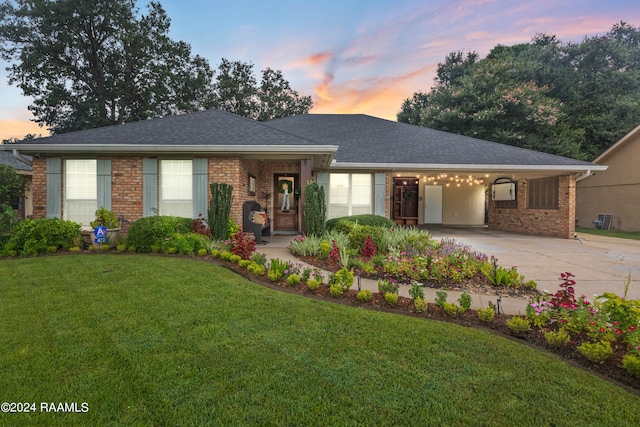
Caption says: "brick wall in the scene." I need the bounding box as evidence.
[30,157,47,219]
[488,175,576,239]
[110,157,143,233]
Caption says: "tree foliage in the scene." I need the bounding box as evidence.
[398,22,640,160]
[211,58,312,121]
[0,164,27,208]
[0,0,214,134]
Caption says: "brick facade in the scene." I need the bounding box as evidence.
[30,156,304,233]
[110,157,143,233]
[29,156,577,239]
[30,157,47,219]
[488,175,576,239]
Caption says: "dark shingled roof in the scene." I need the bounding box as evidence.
[267,114,594,167]
[19,109,317,146]
[0,150,32,171]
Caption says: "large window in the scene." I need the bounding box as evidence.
[527,177,558,209]
[65,159,97,226]
[328,173,372,218]
[160,160,193,217]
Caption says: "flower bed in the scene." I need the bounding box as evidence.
[289,230,539,299]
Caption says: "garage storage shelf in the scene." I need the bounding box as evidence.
[393,178,419,226]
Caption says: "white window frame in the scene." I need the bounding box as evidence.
[160,160,193,218]
[328,173,372,219]
[64,159,97,226]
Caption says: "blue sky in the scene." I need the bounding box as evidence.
[1,0,639,140]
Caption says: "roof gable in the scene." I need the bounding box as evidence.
[593,124,640,164]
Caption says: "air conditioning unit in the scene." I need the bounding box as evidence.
[492,182,515,201]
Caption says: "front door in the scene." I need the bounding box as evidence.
[425,185,443,224]
[273,174,299,232]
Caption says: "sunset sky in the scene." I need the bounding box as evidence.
[1,0,639,141]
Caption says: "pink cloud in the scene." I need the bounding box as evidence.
[311,64,438,121]
[0,119,44,141]
[300,51,333,66]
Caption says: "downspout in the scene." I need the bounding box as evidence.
[13,149,32,167]
[575,169,591,182]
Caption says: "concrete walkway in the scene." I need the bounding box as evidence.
[256,228,640,316]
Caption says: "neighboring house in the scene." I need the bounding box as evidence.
[576,125,640,232]
[0,149,33,219]
[1,109,605,239]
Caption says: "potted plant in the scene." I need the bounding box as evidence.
[90,207,121,247]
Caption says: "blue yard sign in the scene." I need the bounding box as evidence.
[94,225,108,243]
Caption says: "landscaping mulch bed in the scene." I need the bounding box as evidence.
[214,256,640,395]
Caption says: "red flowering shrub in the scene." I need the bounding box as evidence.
[329,240,340,263]
[225,231,256,260]
[361,235,377,258]
[191,213,211,238]
[549,272,577,309]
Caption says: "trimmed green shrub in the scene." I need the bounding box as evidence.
[348,225,387,253]
[329,267,354,292]
[2,218,80,256]
[325,214,396,232]
[385,292,399,306]
[307,279,321,291]
[126,216,191,253]
[477,307,495,323]
[329,284,343,296]
[287,274,301,286]
[622,354,640,378]
[577,341,614,364]
[161,232,206,255]
[414,297,428,313]
[544,329,571,349]
[507,316,531,336]
[357,289,373,302]
[443,302,463,316]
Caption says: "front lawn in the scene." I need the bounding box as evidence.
[1,255,639,425]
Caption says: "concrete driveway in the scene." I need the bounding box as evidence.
[426,226,640,300]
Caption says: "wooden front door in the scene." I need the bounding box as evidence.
[273,174,299,232]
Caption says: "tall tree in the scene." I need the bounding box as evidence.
[399,22,640,160]
[211,59,312,121]
[0,0,214,134]
[211,58,258,118]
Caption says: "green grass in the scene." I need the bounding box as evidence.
[1,255,640,426]
[576,226,640,240]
